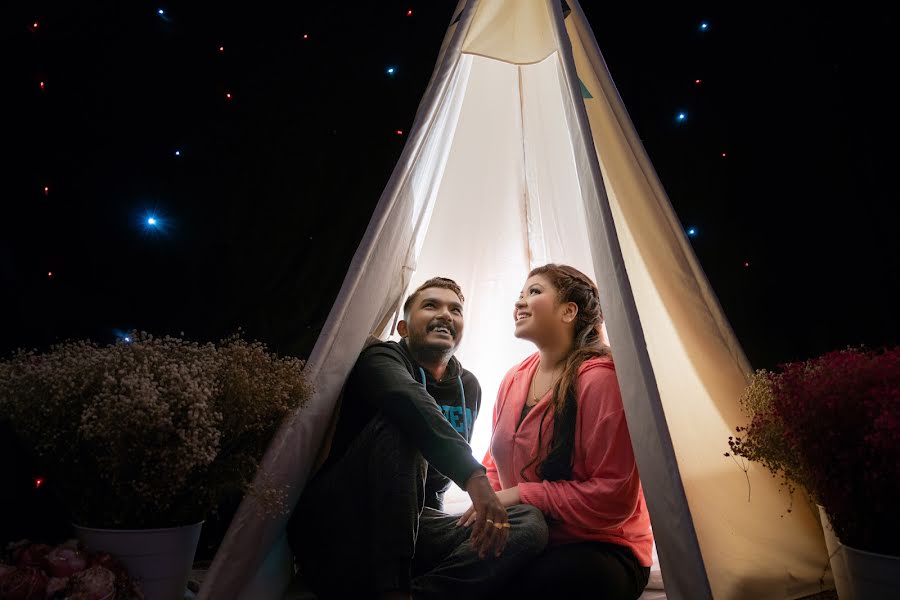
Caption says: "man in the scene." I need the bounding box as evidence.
[288,277,547,599]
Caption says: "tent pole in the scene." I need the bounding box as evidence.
[545,1,713,598]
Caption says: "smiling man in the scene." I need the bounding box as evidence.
[287,277,547,600]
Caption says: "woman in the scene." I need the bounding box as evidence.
[458,264,652,599]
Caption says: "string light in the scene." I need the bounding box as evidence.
[396,130,404,136]
[407,9,413,16]
[32,21,40,30]
[143,213,167,234]
[35,478,44,489]
[743,261,750,268]
[158,9,165,16]
[721,152,727,158]
[303,33,309,40]
[386,67,396,76]
[687,228,698,237]
[694,79,702,85]
[114,329,133,343]
[676,112,687,123]
[174,150,181,157]
[218,46,224,53]
[39,81,45,90]
[47,271,53,278]
[43,185,49,195]
[700,21,709,31]
[225,92,233,100]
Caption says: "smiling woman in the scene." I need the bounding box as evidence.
[513,275,568,349]
[481,264,652,599]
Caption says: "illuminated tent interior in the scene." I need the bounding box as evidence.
[198,1,829,598]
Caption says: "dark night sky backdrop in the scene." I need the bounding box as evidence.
[6,2,898,370]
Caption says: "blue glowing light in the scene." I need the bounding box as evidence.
[174,150,181,156]
[141,211,166,235]
[700,21,709,31]
[386,67,396,75]
[687,228,697,237]
[677,112,687,122]
[113,329,133,343]
[158,9,165,16]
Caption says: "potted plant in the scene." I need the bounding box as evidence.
[728,347,899,599]
[0,332,310,600]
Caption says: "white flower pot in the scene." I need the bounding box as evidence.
[817,505,854,599]
[843,543,900,599]
[74,521,203,600]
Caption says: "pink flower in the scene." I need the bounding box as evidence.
[67,566,116,600]
[13,544,52,569]
[44,546,88,577]
[4,540,30,556]
[87,553,130,582]
[734,347,900,554]
[0,566,48,600]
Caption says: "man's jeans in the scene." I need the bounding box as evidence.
[287,412,548,599]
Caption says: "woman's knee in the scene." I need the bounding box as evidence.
[506,504,549,556]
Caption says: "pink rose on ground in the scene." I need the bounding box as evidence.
[43,546,87,578]
[45,576,69,597]
[4,540,31,561]
[13,544,52,569]
[0,566,48,600]
[87,553,130,582]
[67,566,115,600]
[86,553,114,569]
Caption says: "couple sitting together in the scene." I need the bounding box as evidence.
[287,264,653,600]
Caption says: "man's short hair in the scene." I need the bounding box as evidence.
[402,277,465,319]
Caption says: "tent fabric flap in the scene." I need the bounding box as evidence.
[561,1,828,597]
[196,3,481,598]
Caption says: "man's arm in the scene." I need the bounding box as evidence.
[352,345,484,488]
[356,346,510,557]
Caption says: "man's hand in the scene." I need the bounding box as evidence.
[457,486,520,527]
[458,470,510,558]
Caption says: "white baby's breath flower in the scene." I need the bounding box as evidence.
[1,331,310,527]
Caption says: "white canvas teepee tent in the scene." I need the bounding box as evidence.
[199,1,829,599]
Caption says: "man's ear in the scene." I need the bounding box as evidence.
[397,319,409,338]
[562,302,579,324]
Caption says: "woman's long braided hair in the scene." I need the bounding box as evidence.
[520,264,611,482]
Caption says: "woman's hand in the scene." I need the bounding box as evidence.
[457,486,521,528]
[496,486,521,507]
[460,471,510,558]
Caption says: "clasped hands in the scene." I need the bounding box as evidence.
[456,472,521,559]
